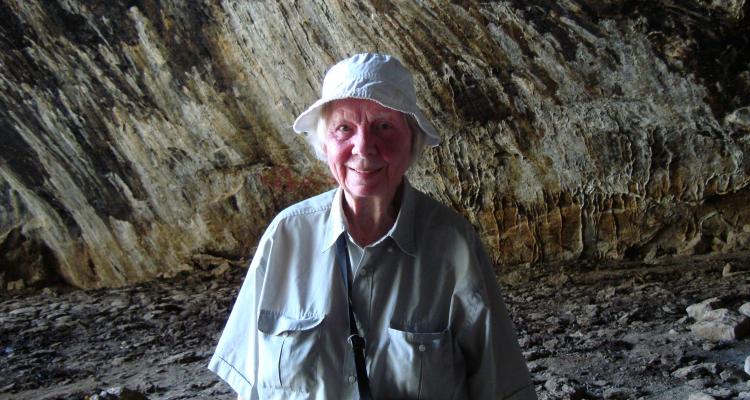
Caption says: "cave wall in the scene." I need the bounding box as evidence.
[1,0,749,289]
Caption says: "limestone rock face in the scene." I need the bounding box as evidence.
[1,1,749,288]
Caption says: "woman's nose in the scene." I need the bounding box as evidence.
[351,126,376,156]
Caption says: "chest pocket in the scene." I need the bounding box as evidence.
[257,310,324,394]
[383,326,458,400]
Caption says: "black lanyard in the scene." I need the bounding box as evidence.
[335,234,374,400]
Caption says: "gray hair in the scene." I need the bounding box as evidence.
[307,104,427,165]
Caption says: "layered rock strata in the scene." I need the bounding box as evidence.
[1,1,749,288]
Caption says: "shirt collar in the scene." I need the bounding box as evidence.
[389,178,417,256]
[320,178,418,257]
[322,187,347,253]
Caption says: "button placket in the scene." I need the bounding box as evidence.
[354,249,372,334]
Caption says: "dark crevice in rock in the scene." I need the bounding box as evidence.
[39,1,102,47]
[0,113,50,191]
[0,1,31,51]
[0,227,63,291]
[510,0,599,63]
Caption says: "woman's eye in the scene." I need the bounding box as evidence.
[375,122,392,130]
[334,124,352,135]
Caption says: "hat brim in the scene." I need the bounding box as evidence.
[293,96,441,147]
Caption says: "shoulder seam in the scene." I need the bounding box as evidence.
[277,202,331,219]
[271,189,337,225]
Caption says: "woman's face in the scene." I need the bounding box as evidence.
[323,98,413,202]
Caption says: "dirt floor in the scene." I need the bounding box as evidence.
[1,252,749,399]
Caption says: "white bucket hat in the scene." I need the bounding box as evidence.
[293,53,441,146]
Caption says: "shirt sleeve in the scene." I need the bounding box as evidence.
[459,231,538,400]
[208,231,272,400]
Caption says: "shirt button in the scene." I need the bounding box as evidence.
[360,268,368,276]
[387,247,393,253]
[348,375,356,383]
[418,344,426,352]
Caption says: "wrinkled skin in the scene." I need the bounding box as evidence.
[322,98,413,245]
[323,98,413,203]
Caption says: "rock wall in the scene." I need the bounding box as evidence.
[1,0,749,289]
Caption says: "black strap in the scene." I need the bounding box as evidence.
[335,234,373,400]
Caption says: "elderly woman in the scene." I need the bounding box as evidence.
[209,53,536,400]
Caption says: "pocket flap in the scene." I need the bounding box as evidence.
[388,325,450,345]
[257,310,324,336]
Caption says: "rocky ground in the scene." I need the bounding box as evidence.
[1,252,749,400]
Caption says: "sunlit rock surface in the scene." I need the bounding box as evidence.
[1,1,749,288]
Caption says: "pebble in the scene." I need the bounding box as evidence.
[745,355,750,376]
[7,279,25,291]
[686,298,750,341]
[687,378,711,389]
[212,262,231,277]
[526,361,546,373]
[550,272,570,287]
[719,366,743,382]
[673,363,717,379]
[88,386,148,400]
[687,298,724,321]
[543,376,585,397]
[8,306,37,316]
[688,393,715,400]
[542,338,559,350]
[690,313,750,341]
[603,387,634,399]
[159,350,201,366]
[704,386,734,398]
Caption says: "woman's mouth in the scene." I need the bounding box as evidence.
[349,167,383,176]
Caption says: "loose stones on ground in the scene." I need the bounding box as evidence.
[2,256,750,399]
[687,297,750,342]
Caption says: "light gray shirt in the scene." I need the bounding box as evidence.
[208,180,536,400]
